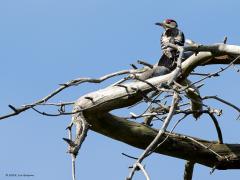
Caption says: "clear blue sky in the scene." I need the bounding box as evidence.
[1,0,240,180]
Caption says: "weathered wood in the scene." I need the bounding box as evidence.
[72,44,240,170]
[83,112,240,170]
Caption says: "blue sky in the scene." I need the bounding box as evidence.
[1,0,240,180]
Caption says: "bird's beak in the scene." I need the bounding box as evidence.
[155,22,164,27]
[156,22,175,29]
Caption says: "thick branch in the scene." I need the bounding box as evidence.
[84,112,240,170]
[73,44,240,114]
[70,43,240,170]
[1,44,239,121]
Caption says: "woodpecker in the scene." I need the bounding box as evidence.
[142,19,185,126]
[156,19,185,71]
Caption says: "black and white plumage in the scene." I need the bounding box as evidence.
[156,19,185,71]
[141,19,185,126]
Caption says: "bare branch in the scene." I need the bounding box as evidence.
[130,64,138,69]
[66,124,76,180]
[83,111,240,169]
[150,113,190,154]
[0,69,131,121]
[184,161,195,180]
[137,60,153,69]
[71,155,76,180]
[182,55,240,90]
[127,92,180,180]
[203,96,240,114]
[3,42,240,180]
[185,136,223,159]
[190,72,211,76]
[136,163,150,180]
[66,114,90,156]
[223,36,228,44]
[122,153,138,160]
[26,101,75,107]
[174,108,223,144]
[31,107,75,117]
[206,111,223,144]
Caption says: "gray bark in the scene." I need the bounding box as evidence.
[72,44,240,170]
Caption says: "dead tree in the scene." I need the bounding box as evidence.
[1,42,240,180]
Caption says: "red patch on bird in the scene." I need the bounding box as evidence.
[165,19,172,24]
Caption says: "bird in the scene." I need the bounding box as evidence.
[142,19,185,126]
[155,19,185,71]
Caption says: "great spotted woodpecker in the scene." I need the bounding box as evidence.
[156,19,185,71]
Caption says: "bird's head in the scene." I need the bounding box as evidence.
[155,19,178,30]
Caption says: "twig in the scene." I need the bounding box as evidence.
[126,43,186,179]
[206,111,223,144]
[0,69,132,120]
[24,101,75,107]
[71,155,76,180]
[64,112,90,180]
[66,124,76,180]
[136,163,150,180]
[31,107,75,116]
[203,96,240,114]
[137,60,153,69]
[182,55,240,91]
[185,136,223,159]
[210,166,216,174]
[232,64,240,73]
[8,105,19,113]
[190,72,210,76]
[30,88,148,117]
[126,92,180,180]
[149,114,190,155]
[122,153,138,160]
[130,92,168,125]
[223,36,228,44]
[130,64,138,69]
[173,108,223,144]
